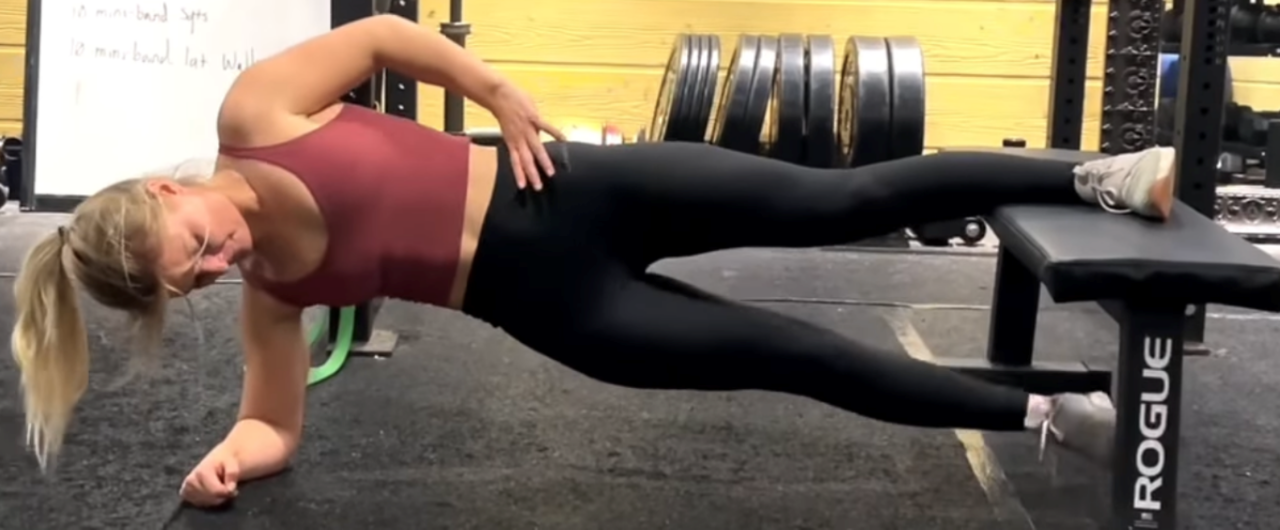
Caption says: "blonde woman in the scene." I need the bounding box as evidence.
[12,14,1172,507]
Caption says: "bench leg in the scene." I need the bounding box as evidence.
[329,299,399,356]
[987,246,1039,366]
[933,247,1108,394]
[1110,303,1185,530]
[1183,304,1212,357]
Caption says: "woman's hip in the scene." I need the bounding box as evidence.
[459,239,618,339]
[459,146,607,325]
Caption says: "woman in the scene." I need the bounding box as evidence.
[12,15,1171,506]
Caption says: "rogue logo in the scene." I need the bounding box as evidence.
[1134,335,1173,513]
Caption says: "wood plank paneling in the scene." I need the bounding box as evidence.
[416,62,1280,150]
[0,46,21,122]
[0,0,1275,149]
[0,118,19,136]
[0,0,22,133]
[0,0,22,47]
[411,0,1280,150]
[418,0,1280,84]
[420,0,1098,78]
[1222,57,1280,84]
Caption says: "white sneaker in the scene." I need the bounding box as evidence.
[1072,147,1177,220]
[1038,391,1116,467]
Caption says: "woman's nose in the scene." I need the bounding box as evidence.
[202,254,230,274]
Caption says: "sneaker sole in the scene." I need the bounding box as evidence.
[1150,149,1177,220]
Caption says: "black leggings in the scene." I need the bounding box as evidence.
[462,142,1085,431]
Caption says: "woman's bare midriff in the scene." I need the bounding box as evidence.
[447,145,499,309]
[218,102,499,311]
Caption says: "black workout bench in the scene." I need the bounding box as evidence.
[933,149,1280,529]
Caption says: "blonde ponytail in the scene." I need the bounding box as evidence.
[10,229,90,472]
[9,176,191,471]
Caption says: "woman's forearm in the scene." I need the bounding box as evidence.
[220,418,299,481]
[370,15,509,110]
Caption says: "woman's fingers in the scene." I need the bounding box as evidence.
[530,130,556,179]
[519,142,543,191]
[198,469,233,497]
[509,146,528,190]
[540,118,567,143]
[504,115,563,191]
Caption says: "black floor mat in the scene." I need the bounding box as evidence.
[159,300,994,530]
[2,213,1277,530]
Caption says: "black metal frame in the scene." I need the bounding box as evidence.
[439,0,471,133]
[15,0,45,210]
[336,0,468,346]
[1171,0,1231,351]
[1045,0,1091,150]
[965,250,1188,529]
[331,0,418,350]
[938,0,1230,528]
[332,0,427,350]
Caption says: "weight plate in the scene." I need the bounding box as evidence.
[803,34,838,168]
[769,33,807,163]
[838,36,892,167]
[712,35,760,150]
[1258,7,1280,43]
[674,34,708,141]
[680,34,713,142]
[886,36,926,160]
[682,34,708,142]
[650,35,695,142]
[740,35,779,155]
[674,33,705,141]
[691,34,721,143]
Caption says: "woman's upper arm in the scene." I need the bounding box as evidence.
[238,283,310,436]
[218,15,391,125]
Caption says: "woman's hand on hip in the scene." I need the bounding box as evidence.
[489,83,566,191]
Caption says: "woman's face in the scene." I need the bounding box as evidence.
[147,180,251,295]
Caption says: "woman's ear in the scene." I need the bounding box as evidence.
[144,178,185,198]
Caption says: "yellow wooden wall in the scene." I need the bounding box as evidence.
[0,0,23,137]
[416,0,1280,150]
[0,0,1276,150]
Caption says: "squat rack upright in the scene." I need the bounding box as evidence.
[313,0,423,374]
[1040,0,1229,528]
[1045,0,1227,353]
[327,0,474,366]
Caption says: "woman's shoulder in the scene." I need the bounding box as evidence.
[216,98,345,150]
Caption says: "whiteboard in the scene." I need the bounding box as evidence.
[28,0,331,198]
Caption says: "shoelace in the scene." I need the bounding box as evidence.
[1038,408,1054,462]
[1076,160,1133,214]
[1037,418,1064,484]
[1091,185,1131,214]
[1039,395,1114,467]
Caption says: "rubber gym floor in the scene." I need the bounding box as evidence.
[1,209,1277,530]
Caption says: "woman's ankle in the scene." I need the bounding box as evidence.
[1024,393,1053,429]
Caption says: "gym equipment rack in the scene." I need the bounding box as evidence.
[310,0,421,377]
[1036,0,1228,527]
[439,0,470,133]
[1047,0,1228,343]
[1174,1,1280,244]
[330,0,482,370]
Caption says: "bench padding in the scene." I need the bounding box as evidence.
[942,146,1280,311]
[990,203,1280,312]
